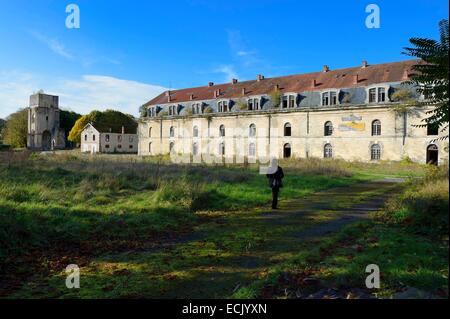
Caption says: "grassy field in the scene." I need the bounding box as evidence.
[0,150,446,298]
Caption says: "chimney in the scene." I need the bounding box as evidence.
[214,89,221,98]
[353,74,359,84]
[402,69,409,80]
[323,65,329,73]
[166,90,171,102]
[241,88,246,95]
[208,82,214,87]
[190,94,194,101]
[362,60,368,68]
[231,78,238,84]
[165,90,171,96]
[257,74,264,81]
[121,126,125,134]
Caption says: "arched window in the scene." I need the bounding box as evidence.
[105,134,110,142]
[324,144,333,158]
[249,143,256,157]
[169,142,175,153]
[426,144,439,165]
[372,120,381,136]
[249,124,256,137]
[219,142,225,156]
[193,142,199,156]
[324,121,333,136]
[148,127,152,137]
[219,125,225,137]
[84,134,87,141]
[371,144,381,160]
[169,126,175,138]
[284,123,292,136]
[283,143,291,158]
[148,142,152,154]
[193,125,199,137]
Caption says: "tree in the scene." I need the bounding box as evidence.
[403,19,449,139]
[0,118,6,143]
[68,109,138,144]
[3,109,28,148]
[60,110,82,147]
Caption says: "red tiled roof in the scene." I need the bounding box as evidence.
[144,60,420,106]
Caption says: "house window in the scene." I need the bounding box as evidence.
[84,134,87,141]
[170,126,175,138]
[378,88,386,102]
[427,122,439,136]
[288,95,295,108]
[93,135,96,141]
[282,96,288,108]
[324,121,333,136]
[118,135,122,142]
[105,134,110,142]
[254,98,260,110]
[248,99,254,111]
[284,123,292,136]
[324,144,333,158]
[249,124,256,137]
[330,92,337,105]
[193,143,199,156]
[322,92,329,106]
[219,125,225,137]
[219,142,225,156]
[169,142,175,153]
[193,126,199,137]
[148,107,156,117]
[247,98,260,111]
[249,143,256,157]
[372,120,381,136]
[148,127,152,137]
[371,144,381,160]
[369,88,377,103]
[283,143,291,158]
[218,101,229,112]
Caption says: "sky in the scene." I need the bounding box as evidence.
[0,0,448,118]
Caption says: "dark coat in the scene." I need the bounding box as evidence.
[266,166,284,189]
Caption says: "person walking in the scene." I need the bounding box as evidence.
[266,164,284,209]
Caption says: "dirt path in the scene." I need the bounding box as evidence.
[11,178,405,298]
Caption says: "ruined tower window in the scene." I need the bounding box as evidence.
[93,135,96,141]
[170,126,175,138]
[324,121,333,136]
[249,124,256,137]
[148,127,152,137]
[219,125,225,137]
[284,123,292,136]
[283,143,291,158]
[371,144,381,160]
[193,142,199,156]
[372,120,381,136]
[427,122,439,136]
[219,142,225,156]
[324,143,333,158]
[84,134,87,141]
[105,134,110,142]
[169,142,175,153]
[149,142,152,154]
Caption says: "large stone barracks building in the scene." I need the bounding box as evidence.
[138,60,448,165]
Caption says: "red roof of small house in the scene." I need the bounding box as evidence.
[144,59,420,106]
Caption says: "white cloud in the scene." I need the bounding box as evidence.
[0,71,168,118]
[30,31,73,60]
[213,65,239,83]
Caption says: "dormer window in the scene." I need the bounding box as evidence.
[168,105,177,116]
[368,87,389,103]
[322,91,337,106]
[218,101,229,112]
[247,98,261,111]
[282,94,296,109]
[148,107,156,117]
[192,103,202,114]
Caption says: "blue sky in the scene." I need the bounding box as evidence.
[0,0,448,118]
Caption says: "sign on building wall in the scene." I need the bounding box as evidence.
[339,114,365,132]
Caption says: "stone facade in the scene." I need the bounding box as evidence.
[27,93,65,151]
[81,123,138,154]
[138,61,448,165]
